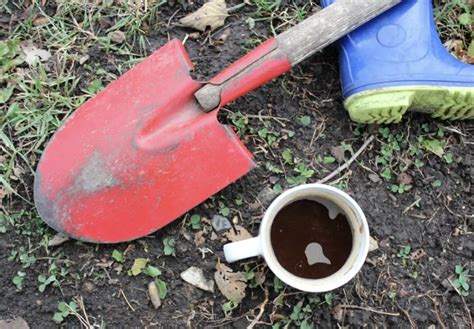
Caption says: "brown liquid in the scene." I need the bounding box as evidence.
[270,199,352,279]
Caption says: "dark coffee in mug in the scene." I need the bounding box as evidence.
[270,199,352,279]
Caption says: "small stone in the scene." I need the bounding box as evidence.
[33,16,49,26]
[330,146,346,163]
[82,281,95,292]
[217,28,230,43]
[441,279,452,290]
[232,216,239,225]
[0,317,29,329]
[180,267,215,293]
[257,186,278,207]
[109,30,126,44]
[211,215,231,233]
[369,236,379,252]
[397,172,413,185]
[368,173,381,183]
[379,238,390,248]
[269,176,279,184]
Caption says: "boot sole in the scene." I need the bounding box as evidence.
[345,86,474,123]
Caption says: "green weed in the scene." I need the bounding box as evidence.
[218,201,231,217]
[281,148,294,164]
[188,214,202,230]
[322,156,336,164]
[53,301,78,323]
[9,246,36,268]
[434,0,473,57]
[287,163,314,186]
[222,300,239,317]
[163,237,176,256]
[243,265,265,289]
[38,273,59,292]
[111,249,125,263]
[397,246,418,279]
[299,115,311,126]
[390,183,412,194]
[143,265,161,278]
[252,0,282,15]
[375,125,454,194]
[273,294,333,328]
[452,265,470,296]
[12,271,26,290]
[129,258,148,276]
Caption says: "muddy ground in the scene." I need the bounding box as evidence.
[1,1,473,328]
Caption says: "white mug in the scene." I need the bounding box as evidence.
[224,183,369,292]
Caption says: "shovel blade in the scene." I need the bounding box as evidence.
[34,40,255,243]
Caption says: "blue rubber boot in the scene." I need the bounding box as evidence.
[320,0,474,123]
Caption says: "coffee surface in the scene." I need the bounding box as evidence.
[270,199,352,279]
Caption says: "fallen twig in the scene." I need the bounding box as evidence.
[396,302,416,328]
[402,198,422,214]
[328,169,352,186]
[66,296,91,328]
[338,304,399,317]
[120,289,136,312]
[317,135,375,184]
[247,289,269,329]
[425,295,447,329]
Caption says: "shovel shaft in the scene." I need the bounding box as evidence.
[195,0,401,112]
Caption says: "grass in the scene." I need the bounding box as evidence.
[1,0,164,205]
[434,1,473,46]
[0,0,472,327]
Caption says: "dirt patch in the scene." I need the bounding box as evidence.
[1,1,473,328]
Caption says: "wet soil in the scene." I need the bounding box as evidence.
[1,1,473,328]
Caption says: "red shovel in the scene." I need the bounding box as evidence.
[34,0,400,243]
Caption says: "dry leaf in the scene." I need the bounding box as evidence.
[20,40,51,66]
[369,236,379,252]
[123,244,135,255]
[179,0,228,32]
[254,271,266,286]
[214,260,246,303]
[48,233,70,247]
[223,225,253,242]
[194,231,206,247]
[180,267,215,292]
[148,281,161,309]
[113,264,123,273]
[410,249,426,261]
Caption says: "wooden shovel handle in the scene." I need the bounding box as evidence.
[195,0,401,112]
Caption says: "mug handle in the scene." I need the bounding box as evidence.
[224,237,262,263]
